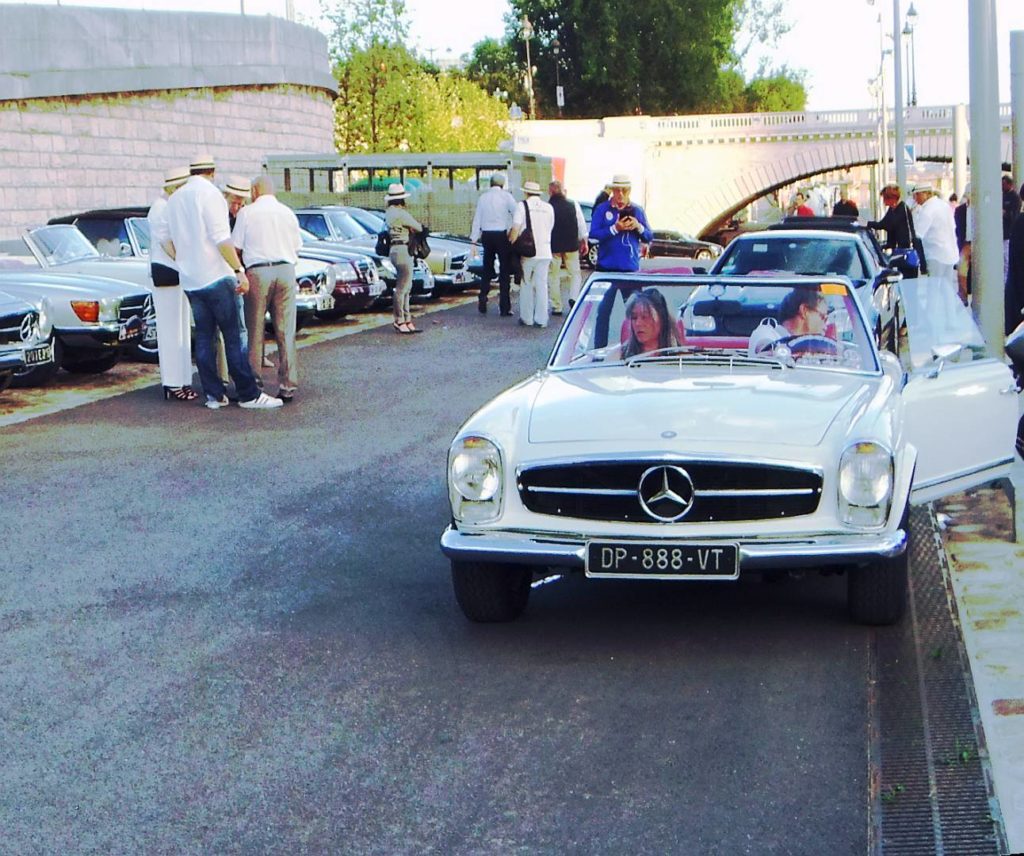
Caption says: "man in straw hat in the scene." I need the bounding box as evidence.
[911,182,959,297]
[588,174,653,347]
[156,152,282,410]
[147,164,196,401]
[587,174,652,273]
[232,175,303,402]
[508,180,555,327]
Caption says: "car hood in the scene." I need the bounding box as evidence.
[527,368,875,448]
[46,257,151,287]
[0,270,148,298]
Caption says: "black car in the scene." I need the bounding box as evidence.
[647,229,722,261]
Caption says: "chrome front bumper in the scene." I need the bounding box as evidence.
[439,526,908,570]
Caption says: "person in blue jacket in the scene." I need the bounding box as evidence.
[589,173,653,346]
[588,173,653,272]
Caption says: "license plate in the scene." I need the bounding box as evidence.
[25,343,53,365]
[453,270,469,283]
[118,319,142,342]
[586,540,739,579]
[317,294,335,311]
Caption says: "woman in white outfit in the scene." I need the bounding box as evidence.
[147,166,196,401]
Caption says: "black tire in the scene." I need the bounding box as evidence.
[130,338,160,363]
[847,507,909,625]
[11,336,62,387]
[587,244,599,267]
[451,561,532,622]
[0,371,12,394]
[62,350,119,374]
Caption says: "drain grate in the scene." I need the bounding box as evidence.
[869,506,1006,855]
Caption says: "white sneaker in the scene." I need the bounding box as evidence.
[239,392,283,410]
[205,396,230,410]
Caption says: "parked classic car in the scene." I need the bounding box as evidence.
[5,225,159,361]
[647,229,723,261]
[47,211,340,326]
[345,207,477,295]
[0,269,152,383]
[0,289,54,392]
[440,273,1017,626]
[292,206,436,301]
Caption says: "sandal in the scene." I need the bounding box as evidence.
[163,385,198,401]
[394,322,414,335]
[405,323,423,333]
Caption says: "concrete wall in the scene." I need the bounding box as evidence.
[0,5,337,240]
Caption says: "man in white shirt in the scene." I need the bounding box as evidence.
[158,152,281,410]
[470,173,517,316]
[232,175,303,402]
[912,182,960,298]
[509,181,555,328]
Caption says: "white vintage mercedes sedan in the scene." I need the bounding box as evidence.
[441,273,1018,625]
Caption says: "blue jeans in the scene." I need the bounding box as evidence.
[186,276,260,402]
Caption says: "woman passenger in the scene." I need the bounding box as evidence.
[621,288,680,358]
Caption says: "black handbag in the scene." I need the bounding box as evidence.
[375,229,391,257]
[511,200,537,258]
[150,262,179,287]
[409,227,431,260]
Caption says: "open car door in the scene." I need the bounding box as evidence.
[892,279,1018,504]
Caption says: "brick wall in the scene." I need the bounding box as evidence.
[0,84,334,239]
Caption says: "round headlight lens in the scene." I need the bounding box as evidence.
[450,436,501,502]
[36,299,53,338]
[324,264,338,291]
[839,442,893,506]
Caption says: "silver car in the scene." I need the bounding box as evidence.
[0,288,54,392]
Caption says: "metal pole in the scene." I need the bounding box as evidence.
[969,0,1005,355]
[881,55,890,184]
[953,103,969,199]
[911,27,917,107]
[893,0,907,191]
[1012,31,1024,190]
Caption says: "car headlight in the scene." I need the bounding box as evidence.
[36,298,53,338]
[323,265,338,292]
[838,441,893,527]
[449,435,503,523]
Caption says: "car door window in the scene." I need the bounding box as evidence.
[896,278,988,370]
[298,214,329,240]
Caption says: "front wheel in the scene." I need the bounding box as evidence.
[847,508,909,625]
[451,561,532,622]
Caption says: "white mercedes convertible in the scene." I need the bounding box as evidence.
[441,273,1018,625]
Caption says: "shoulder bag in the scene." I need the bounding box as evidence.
[511,200,537,258]
[150,262,179,287]
[409,226,431,260]
[375,229,391,257]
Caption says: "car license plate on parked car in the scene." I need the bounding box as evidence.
[25,343,52,365]
[118,318,143,342]
[585,540,739,579]
[317,294,335,311]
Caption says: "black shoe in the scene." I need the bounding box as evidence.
[478,301,487,314]
[551,310,563,316]
[500,311,512,317]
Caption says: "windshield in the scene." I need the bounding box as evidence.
[326,211,371,239]
[717,236,868,284]
[347,208,385,233]
[127,217,150,254]
[551,278,878,373]
[29,225,99,265]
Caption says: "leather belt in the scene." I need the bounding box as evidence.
[246,260,292,271]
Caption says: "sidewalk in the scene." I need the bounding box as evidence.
[937,455,1024,853]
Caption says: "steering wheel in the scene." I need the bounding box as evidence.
[773,334,839,358]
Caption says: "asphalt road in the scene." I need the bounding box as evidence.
[1,301,871,854]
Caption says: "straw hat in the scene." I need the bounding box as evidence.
[911,182,935,195]
[609,174,632,188]
[522,180,543,195]
[224,176,252,198]
[163,165,190,188]
[189,152,216,172]
[384,183,410,202]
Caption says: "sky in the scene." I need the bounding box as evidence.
[7,0,1024,112]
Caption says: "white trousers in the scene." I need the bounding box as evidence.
[520,258,551,327]
[548,250,582,312]
[152,285,193,388]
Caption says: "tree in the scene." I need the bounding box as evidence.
[744,69,807,112]
[465,38,526,108]
[321,0,409,61]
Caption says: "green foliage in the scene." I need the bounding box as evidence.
[465,38,527,109]
[745,70,807,112]
[321,0,409,62]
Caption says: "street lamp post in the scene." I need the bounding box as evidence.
[552,38,563,118]
[869,0,907,191]
[521,15,536,119]
[906,3,918,107]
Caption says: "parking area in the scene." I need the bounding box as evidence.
[0,293,476,428]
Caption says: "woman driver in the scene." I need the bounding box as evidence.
[621,288,681,358]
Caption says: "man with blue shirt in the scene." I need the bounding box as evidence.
[588,174,652,272]
[588,174,654,347]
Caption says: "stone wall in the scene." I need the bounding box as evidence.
[0,5,337,240]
